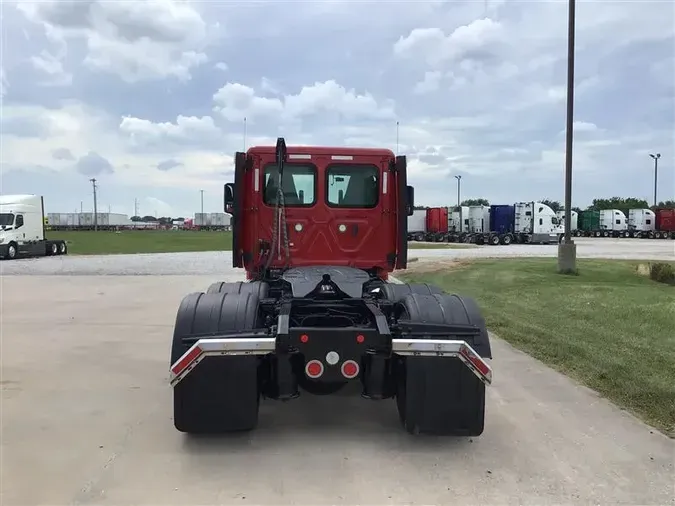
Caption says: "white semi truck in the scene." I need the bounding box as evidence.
[0,194,68,260]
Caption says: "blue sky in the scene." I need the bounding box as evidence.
[1,0,673,218]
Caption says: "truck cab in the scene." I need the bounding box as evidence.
[0,194,67,259]
[224,138,414,279]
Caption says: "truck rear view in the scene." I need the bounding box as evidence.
[169,138,493,437]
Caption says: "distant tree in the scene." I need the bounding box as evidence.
[413,205,429,210]
[158,216,173,225]
[176,217,185,221]
[571,206,582,214]
[587,197,650,218]
[142,215,158,222]
[653,200,675,210]
[130,215,142,222]
[460,198,489,206]
[540,199,562,212]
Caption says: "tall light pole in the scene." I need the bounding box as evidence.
[90,178,98,231]
[455,175,462,206]
[200,189,204,216]
[649,153,660,206]
[557,0,577,274]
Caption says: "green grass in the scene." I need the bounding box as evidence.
[47,230,233,255]
[398,258,675,435]
[408,242,477,249]
[47,229,475,255]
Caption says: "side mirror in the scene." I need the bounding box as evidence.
[224,183,235,214]
[405,185,415,216]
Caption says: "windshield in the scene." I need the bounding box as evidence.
[326,165,379,208]
[263,163,315,206]
[0,213,15,226]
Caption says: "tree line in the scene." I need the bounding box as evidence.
[130,215,184,223]
[413,198,675,216]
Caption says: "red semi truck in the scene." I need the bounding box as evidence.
[425,207,449,241]
[169,138,493,436]
[655,209,675,239]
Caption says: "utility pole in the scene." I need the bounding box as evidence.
[90,178,98,231]
[454,175,462,206]
[649,153,661,206]
[134,198,139,217]
[80,201,83,213]
[200,190,204,216]
[557,0,577,274]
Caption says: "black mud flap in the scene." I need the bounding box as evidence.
[171,291,262,433]
[397,356,485,436]
[394,292,490,436]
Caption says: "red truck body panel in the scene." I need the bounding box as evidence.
[425,207,449,234]
[656,209,675,232]
[235,145,403,275]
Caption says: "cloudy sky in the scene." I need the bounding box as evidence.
[1,0,673,218]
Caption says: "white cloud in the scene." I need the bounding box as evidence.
[2,0,673,215]
[16,0,211,82]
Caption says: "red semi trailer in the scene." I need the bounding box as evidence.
[655,209,675,239]
[425,207,449,241]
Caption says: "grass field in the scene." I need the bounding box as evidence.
[398,258,675,435]
[49,230,233,255]
[48,230,475,255]
[408,242,477,249]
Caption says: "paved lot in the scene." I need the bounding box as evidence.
[1,237,672,276]
[2,274,673,505]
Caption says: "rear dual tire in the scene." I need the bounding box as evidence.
[171,291,263,434]
[388,289,491,436]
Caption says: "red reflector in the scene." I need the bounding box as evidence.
[171,345,202,375]
[460,345,490,377]
[300,334,309,343]
[356,334,365,344]
[305,360,324,378]
[341,360,359,379]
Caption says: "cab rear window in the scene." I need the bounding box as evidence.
[326,165,379,208]
[263,163,316,206]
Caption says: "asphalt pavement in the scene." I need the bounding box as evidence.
[1,239,674,505]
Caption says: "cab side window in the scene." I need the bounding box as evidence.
[15,215,24,229]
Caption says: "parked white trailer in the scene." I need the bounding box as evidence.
[449,206,470,233]
[599,209,627,236]
[513,201,564,244]
[0,194,68,259]
[407,210,426,241]
[468,206,490,234]
[556,210,578,231]
[627,209,656,238]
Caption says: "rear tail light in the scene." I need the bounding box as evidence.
[341,360,360,379]
[305,360,324,379]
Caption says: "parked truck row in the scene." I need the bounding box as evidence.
[45,212,232,231]
[408,202,565,245]
[572,208,675,239]
[408,205,675,244]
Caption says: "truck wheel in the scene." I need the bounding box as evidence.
[206,280,269,299]
[500,234,512,245]
[381,282,444,302]
[49,242,58,255]
[59,241,67,254]
[394,292,490,436]
[171,291,263,434]
[489,234,500,246]
[6,242,18,259]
